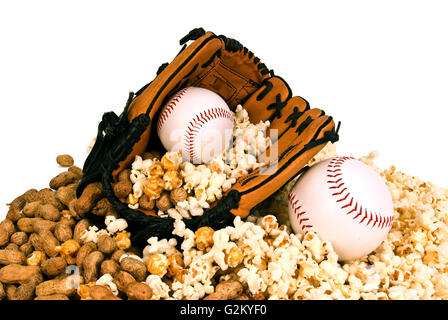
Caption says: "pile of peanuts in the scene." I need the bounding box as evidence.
[0,154,256,300]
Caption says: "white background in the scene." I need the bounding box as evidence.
[1,0,447,221]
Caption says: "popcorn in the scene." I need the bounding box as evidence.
[26,251,46,266]
[163,170,182,191]
[194,227,215,251]
[161,152,182,171]
[146,253,170,277]
[144,176,164,200]
[105,216,128,234]
[114,231,131,250]
[146,275,171,300]
[80,226,108,243]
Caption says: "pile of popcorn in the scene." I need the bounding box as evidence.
[126,104,271,219]
[83,143,448,300]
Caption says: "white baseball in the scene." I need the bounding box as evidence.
[156,87,234,164]
[288,156,394,261]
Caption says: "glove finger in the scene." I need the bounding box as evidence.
[241,76,291,124]
[258,107,325,167]
[230,114,335,217]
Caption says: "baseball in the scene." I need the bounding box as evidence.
[288,156,394,261]
[156,87,234,164]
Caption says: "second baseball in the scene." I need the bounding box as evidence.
[156,87,234,164]
[288,156,394,261]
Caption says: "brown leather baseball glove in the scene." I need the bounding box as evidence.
[77,28,340,248]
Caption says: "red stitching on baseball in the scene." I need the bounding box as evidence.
[288,193,313,233]
[326,157,394,230]
[332,187,347,196]
[329,182,345,189]
[184,107,233,163]
[157,87,189,132]
[327,178,343,184]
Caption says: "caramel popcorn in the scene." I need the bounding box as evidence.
[195,227,215,251]
[115,231,131,250]
[26,251,46,266]
[163,170,182,191]
[144,176,164,200]
[55,239,81,264]
[161,152,182,171]
[146,253,170,277]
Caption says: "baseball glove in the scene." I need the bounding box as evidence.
[77,27,341,249]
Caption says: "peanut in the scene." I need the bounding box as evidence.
[49,171,79,190]
[55,184,77,207]
[97,234,117,255]
[118,169,132,183]
[5,243,19,251]
[17,217,39,233]
[155,192,173,211]
[5,208,24,223]
[203,280,243,300]
[29,233,45,252]
[68,165,83,177]
[143,150,161,161]
[0,249,26,265]
[10,232,28,246]
[74,182,103,215]
[73,219,90,244]
[113,271,136,292]
[120,257,147,282]
[113,181,133,199]
[111,249,126,263]
[0,282,5,300]
[7,194,26,212]
[0,219,15,246]
[35,276,83,297]
[19,243,34,257]
[92,198,117,217]
[11,272,43,300]
[56,154,74,167]
[100,259,120,277]
[170,187,187,203]
[38,229,60,257]
[33,219,57,233]
[0,264,41,284]
[22,201,41,217]
[38,204,61,221]
[138,194,155,210]
[83,251,104,283]
[22,189,40,203]
[89,285,121,300]
[126,282,152,300]
[41,257,67,277]
[54,223,73,242]
[6,285,17,300]
[76,241,97,267]
[37,188,63,211]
